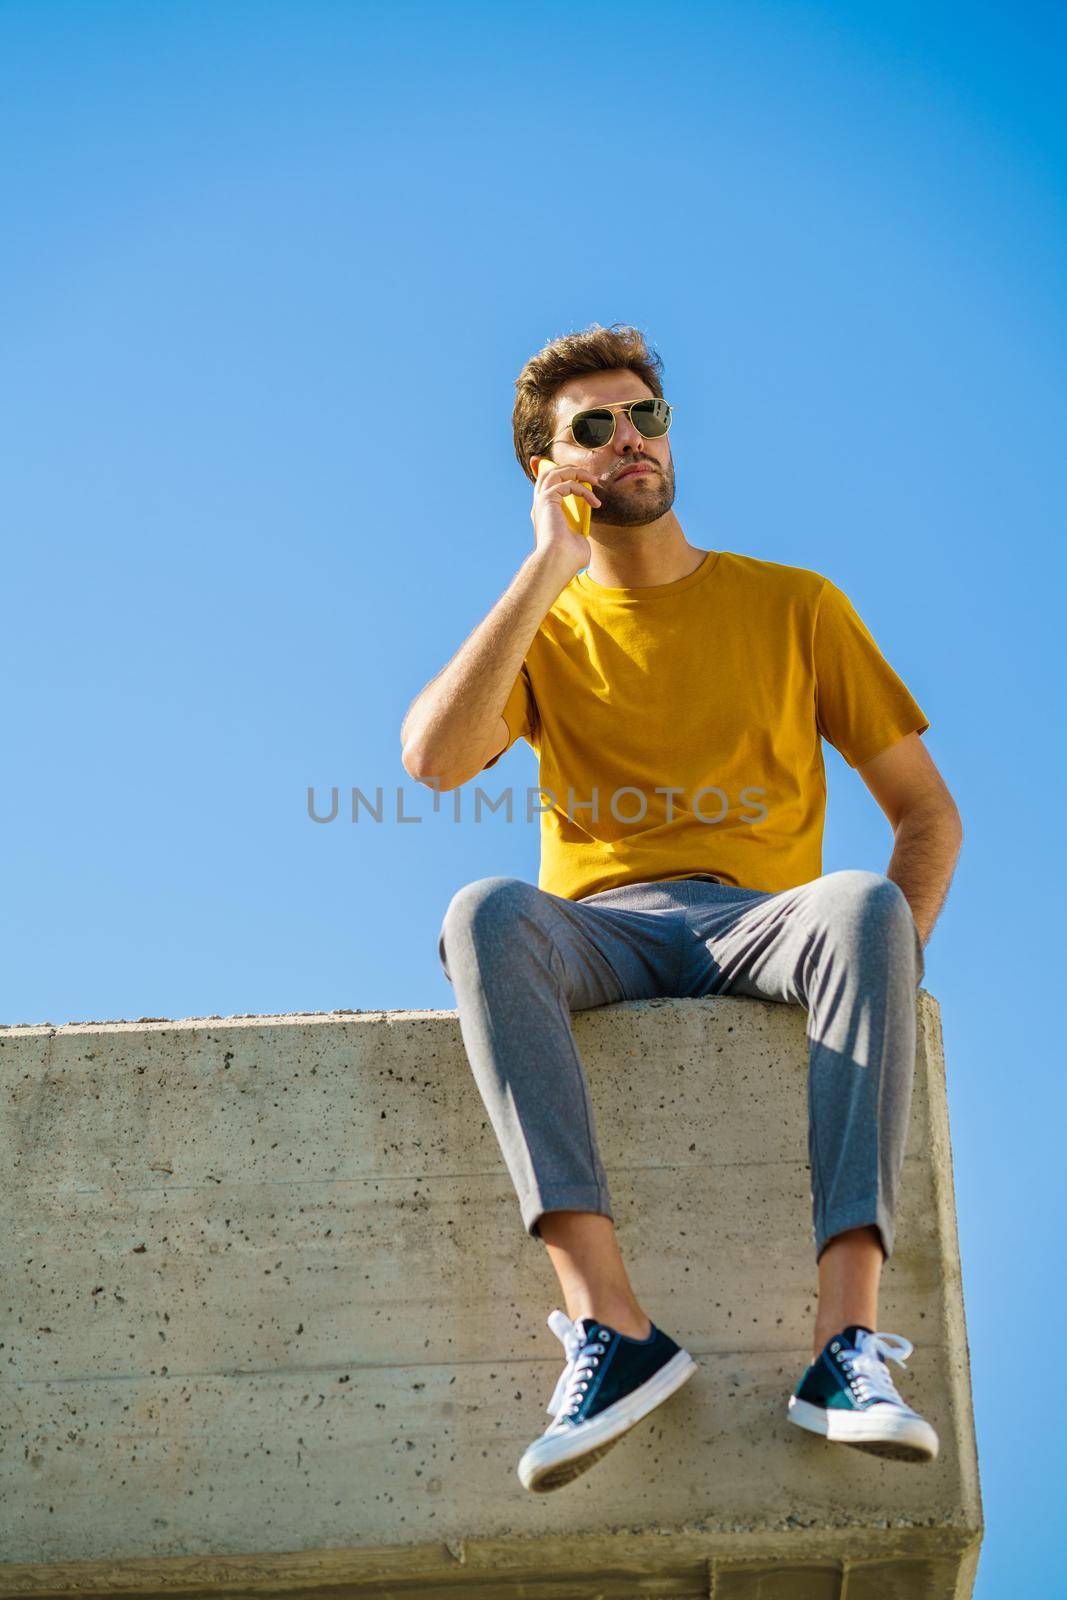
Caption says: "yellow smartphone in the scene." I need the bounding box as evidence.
[537,456,593,538]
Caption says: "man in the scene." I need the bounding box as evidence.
[400,322,963,1495]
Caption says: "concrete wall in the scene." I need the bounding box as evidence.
[0,988,982,1598]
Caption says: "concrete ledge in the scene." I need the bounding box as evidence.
[0,991,982,1598]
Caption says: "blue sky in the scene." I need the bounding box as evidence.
[2,2,1064,1589]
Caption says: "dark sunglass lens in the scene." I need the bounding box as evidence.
[572,409,615,448]
[632,398,671,438]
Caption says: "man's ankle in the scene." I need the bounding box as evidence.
[812,1319,871,1362]
[569,1304,652,1340]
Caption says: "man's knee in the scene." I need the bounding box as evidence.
[813,870,918,956]
[438,875,538,963]
[818,869,908,922]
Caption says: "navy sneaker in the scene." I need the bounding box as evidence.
[787,1324,940,1462]
[517,1308,698,1493]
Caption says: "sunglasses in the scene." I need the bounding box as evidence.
[550,396,673,451]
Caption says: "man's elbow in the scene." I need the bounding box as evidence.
[401,741,463,791]
[899,793,964,843]
[932,794,964,838]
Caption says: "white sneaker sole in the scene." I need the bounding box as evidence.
[518,1348,698,1493]
[787,1395,939,1462]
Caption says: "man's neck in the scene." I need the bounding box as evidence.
[583,525,709,590]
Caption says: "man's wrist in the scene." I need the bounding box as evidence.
[526,545,584,588]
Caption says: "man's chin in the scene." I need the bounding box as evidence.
[596,497,672,528]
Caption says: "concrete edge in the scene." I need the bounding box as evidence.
[918,992,984,1538]
[1,991,931,1036]
[0,1521,984,1598]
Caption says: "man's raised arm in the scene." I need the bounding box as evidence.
[400,546,574,792]
[400,458,602,792]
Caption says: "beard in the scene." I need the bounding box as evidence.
[593,462,676,527]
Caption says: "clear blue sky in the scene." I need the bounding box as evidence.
[3,3,1064,1590]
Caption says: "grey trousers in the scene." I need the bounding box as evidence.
[437,870,925,1262]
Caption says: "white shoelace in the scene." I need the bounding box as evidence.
[544,1309,607,1421]
[841,1329,915,1404]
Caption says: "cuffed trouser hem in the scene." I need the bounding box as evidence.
[524,1183,615,1240]
[814,1197,894,1265]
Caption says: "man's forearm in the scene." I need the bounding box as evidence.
[884,802,963,946]
[401,547,575,789]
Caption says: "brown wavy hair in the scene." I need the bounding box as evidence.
[512,322,666,482]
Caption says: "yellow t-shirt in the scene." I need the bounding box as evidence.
[481,549,929,901]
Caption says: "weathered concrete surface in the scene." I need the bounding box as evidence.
[0,990,981,1598]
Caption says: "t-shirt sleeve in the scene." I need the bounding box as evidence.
[812,579,930,768]
[481,662,539,770]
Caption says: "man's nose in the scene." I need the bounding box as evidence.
[612,414,647,451]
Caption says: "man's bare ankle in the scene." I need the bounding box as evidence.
[812,1319,872,1362]
[568,1303,652,1340]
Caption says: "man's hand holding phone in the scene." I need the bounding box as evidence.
[532,457,601,582]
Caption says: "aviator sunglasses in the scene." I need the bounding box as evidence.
[549,396,673,451]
